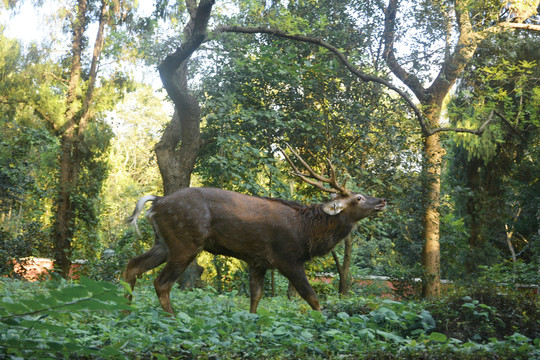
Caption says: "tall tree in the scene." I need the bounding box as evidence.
[52,0,135,276]
[382,0,540,296]
[146,0,215,286]
[155,0,215,195]
[2,0,135,276]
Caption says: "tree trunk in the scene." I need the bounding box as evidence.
[421,130,443,297]
[156,0,214,193]
[382,0,488,298]
[332,235,352,295]
[155,102,202,287]
[287,281,298,299]
[155,0,215,287]
[53,134,78,277]
[52,0,87,278]
[154,73,201,194]
[51,0,110,278]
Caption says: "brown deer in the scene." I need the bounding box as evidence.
[125,146,386,314]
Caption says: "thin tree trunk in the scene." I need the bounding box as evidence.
[53,135,77,276]
[332,235,352,295]
[341,236,352,294]
[421,131,443,297]
[52,0,110,278]
[287,281,298,299]
[505,207,521,263]
[271,270,275,297]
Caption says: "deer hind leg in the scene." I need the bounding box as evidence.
[248,266,267,313]
[279,265,321,311]
[154,245,200,315]
[124,244,168,302]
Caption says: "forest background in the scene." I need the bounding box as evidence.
[1,0,539,302]
[1,0,539,358]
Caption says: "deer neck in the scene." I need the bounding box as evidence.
[306,206,353,258]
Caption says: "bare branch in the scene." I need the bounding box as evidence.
[79,0,109,136]
[383,0,426,101]
[478,21,540,42]
[62,0,88,135]
[214,10,499,138]
[496,22,540,32]
[495,111,528,140]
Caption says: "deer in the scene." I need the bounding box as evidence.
[124,145,387,314]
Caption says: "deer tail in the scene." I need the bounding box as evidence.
[126,195,159,235]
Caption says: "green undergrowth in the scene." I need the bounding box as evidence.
[0,278,538,359]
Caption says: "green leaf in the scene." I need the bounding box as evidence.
[54,285,90,301]
[176,311,192,323]
[80,276,116,294]
[300,330,313,340]
[429,332,448,342]
[1,300,30,315]
[18,319,67,332]
[358,328,375,340]
[311,310,325,324]
[375,329,405,343]
[120,281,132,295]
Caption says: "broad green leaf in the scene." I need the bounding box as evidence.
[0,301,30,315]
[311,310,325,324]
[54,285,90,302]
[429,332,448,342]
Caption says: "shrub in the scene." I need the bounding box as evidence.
[479,260,540,286]
[387,264,423,301]
[0,222,44,277]
[1,279,538,359]
[426,282,539,342]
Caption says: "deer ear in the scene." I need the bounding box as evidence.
[322,199,345,215]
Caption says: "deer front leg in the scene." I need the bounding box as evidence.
[279,265,321,311]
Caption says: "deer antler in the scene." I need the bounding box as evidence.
[280,144,350,196]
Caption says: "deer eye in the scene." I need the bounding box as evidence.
[356,195,366,203]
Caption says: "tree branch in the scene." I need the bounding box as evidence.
[382,0,426,101]
[495,110,527,140]
[426,0,482,102]
[430,110,494,135]
[214,25,427,132]
[158,0,215,86]
[214,2,516,138]
[496,22,540,32]
[78,0,109,136]
[63,0,87,130]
